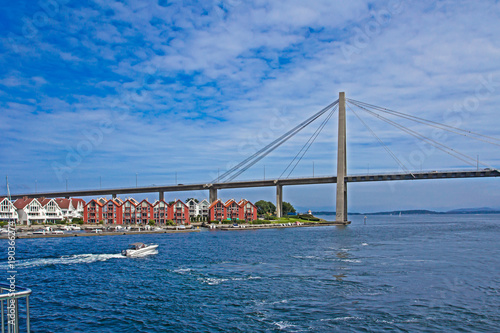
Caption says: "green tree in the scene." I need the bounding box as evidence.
[168,201,175,205]
[267,201,276,214]
[255,200,269,214]
[282,202,296,215]
[255,200,276,214]
[148,219,155,226]
[186,198,199,203]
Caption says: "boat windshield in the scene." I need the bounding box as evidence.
[130,242,145,249]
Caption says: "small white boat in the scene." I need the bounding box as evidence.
[121,243,158,257]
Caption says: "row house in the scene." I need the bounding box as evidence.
[122,198,139,224]
[14,198,47,225]
[153,200,169,224]
[102,199,123,225]
[239,199,258,222]
[83,198,190,225]
[55,198,85,221]
[83,199,103,224]
[209,199,226,222]
[137,200,154,224]
[38,198,64,223]
[208,199,258,222]
[186,199,210,221]
[172,200,189,225]
[0,197,18,223]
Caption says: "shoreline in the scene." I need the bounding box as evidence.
[1,221,349,239]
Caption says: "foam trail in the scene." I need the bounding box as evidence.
[0,253,126,269]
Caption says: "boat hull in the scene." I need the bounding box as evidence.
[122,244,159,257]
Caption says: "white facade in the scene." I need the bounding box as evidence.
[0,198,18,222]
[16,199,45,225]
[198,199,210,220]
[41,199,64,223]
[57,198,84,221]
[186,199,209,221]
[14,197,86,225]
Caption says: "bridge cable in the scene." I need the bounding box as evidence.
[215,100,339,183]
[348,104,414,176]
[349,101,494,168]
[280,105,338,179]
[350,102,481,167]
[348,99,500,147]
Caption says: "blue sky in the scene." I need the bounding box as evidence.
[1,0,500,212]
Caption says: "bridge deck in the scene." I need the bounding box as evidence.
[7,169,499,199]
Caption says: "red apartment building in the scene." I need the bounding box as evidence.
[102,199,123,224]
[137,200,154,224]
[238,199,258,222]
[171,199,189,225]
[153,200,169,225]
[208,199,257,222]
[84,199,104,223]
[209,199,226,222]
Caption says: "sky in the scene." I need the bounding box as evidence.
[1,0,500,212]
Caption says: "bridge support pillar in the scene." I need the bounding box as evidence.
[159,191,164,201]
[336,92,349,224]
[276,184,283,218]
[209,188,217,203]
[112,193,117,199]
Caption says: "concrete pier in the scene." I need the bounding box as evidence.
[276,184,283,218]
[209,187,217,203]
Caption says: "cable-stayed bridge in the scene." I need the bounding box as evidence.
[7,93,500,224]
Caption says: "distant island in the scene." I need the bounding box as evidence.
[312,207,500,216]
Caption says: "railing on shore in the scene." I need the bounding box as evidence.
[0,284,31,333]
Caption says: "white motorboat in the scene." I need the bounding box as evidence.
[121,243,159,257]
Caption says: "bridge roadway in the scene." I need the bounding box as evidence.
[8,169,500,200]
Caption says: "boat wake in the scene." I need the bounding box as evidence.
[0,253,126,269]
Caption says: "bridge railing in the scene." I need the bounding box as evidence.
[347,167,497,177]
[0,283,31,333]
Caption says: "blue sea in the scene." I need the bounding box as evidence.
[2,214,500,332]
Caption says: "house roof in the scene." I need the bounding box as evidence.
[239,199,256,208]
[55,198,71,209]
[173,199,188,207]
[0,197,13,207]
[153,200,169,207]
[37,198,56,207]
[138,199,153,207]
[72,198,86,207]
[84,199,104,207]
[208,199,224,210]
[105,199,122,206]
[14,198,36,209]
[122,199,138,207]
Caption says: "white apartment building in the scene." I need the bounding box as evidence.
[14,198,45,225]
[13,197,85,225]
[186,199,210,221]
[0,197,18,223]
[55,198,85,221]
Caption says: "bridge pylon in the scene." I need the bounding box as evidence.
[335,92,350,224]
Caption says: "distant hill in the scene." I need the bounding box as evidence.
[312,208,500,215]
[446,207,500,214]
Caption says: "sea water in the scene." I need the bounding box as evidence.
[1,214,499,332]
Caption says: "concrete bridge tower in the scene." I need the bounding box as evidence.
[335,92,349,224]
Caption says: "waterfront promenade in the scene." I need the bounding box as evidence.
[0,220,347,239]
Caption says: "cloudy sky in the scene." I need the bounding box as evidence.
[1,0,500,212]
